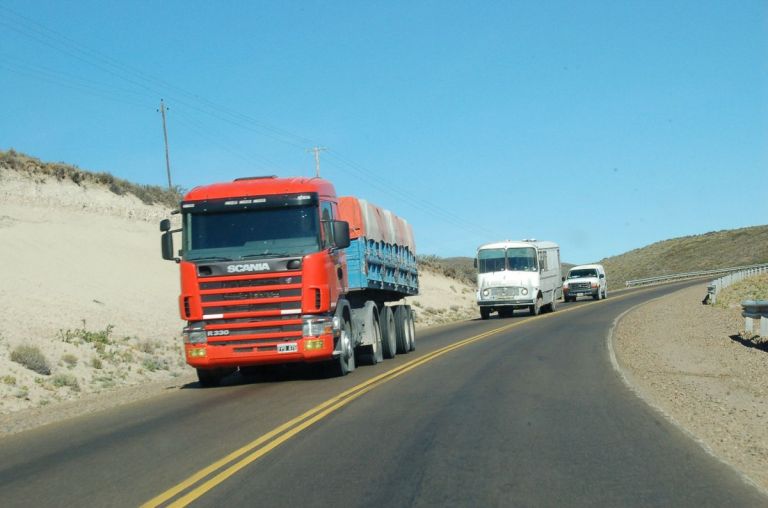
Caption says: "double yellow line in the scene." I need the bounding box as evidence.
[142,318,531,507]
[143,289,652,507]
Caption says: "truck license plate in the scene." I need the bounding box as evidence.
[277,343,298,353]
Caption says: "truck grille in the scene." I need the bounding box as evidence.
[198,271,303,343]
[488,287,521,299]
[569,281,591,291]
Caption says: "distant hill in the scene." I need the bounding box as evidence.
[600,225,768,289]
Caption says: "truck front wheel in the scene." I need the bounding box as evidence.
[196,367,234,388]
[529,297,542,316]
[480,307,491,320]
[327,319,355,377]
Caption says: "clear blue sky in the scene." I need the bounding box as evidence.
[1,1,766,264]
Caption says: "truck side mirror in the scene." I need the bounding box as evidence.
[332,220,350,249]
[159,219,171,232]
[473,258,477,268]
[562,276,566,282]
[599,274,605,279]
[161,232,175,260]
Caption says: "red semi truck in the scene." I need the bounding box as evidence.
[160,176,418,386]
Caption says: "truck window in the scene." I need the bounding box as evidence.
[568,269,598,278]
[320,202,333,249]
[477,248,505,273]
[507,247,538,272]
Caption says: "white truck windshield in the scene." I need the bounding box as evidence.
[478,247,538,273]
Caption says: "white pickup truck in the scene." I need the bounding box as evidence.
[562,264,607,302]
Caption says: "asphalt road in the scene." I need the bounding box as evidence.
[0,282,765,507]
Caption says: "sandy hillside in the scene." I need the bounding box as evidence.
[0,167,476,416]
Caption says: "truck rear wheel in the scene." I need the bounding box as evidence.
[394,305,412,354]
[548,296,557,313]
[380,306,397,359]
[406,306,416,352]
[358,302,383,365]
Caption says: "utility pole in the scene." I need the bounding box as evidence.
[307,146,327,177]
[158,99,173,190]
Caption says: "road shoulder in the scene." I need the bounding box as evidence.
[610,283,768,495]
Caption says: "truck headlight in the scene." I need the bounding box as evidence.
[183,324,207,344]
[303,316,334,337]
[482,289,490,297]
[521,288,529,296]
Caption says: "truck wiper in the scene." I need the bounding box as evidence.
[188,256,232,262]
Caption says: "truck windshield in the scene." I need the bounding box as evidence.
[568,269,598,278]
[183,205,320,261]
[506,247,538,272]
[477,247,538,273]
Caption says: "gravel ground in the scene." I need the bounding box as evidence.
[612,283,768,495]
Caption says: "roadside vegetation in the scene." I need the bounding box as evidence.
[0,149,182,208]
[714,273,768,310]
[0,320,185,411]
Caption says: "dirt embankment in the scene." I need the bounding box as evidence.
[612,283,768,494]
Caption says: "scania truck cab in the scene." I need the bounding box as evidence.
[475,240,562,319]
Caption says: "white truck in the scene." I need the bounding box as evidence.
[475,240,562,319]
[562,264,607,301]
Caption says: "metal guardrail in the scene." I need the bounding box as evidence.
[742,300,768,337]
[704,265,768,305]
[625,263,768,289]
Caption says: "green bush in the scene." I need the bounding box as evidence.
[1,375,16,385]
[61,353,78,368]
[11,345,51,375]
[142,357,167,372]
[58,321,114,346]
[51,373,80,391]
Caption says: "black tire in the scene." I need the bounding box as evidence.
[380,306,397,359]
[480,307,491,320]
[593,291,600,301]
[327,318,355,377]
[529,297,542,316]
[358,302,383,365]
[549,296,557,313]
[196,368,232,387]
[394,305,411,354]
[406,306,416,352]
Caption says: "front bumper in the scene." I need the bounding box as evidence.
[478,299,535,308]
[185,332,335,368]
